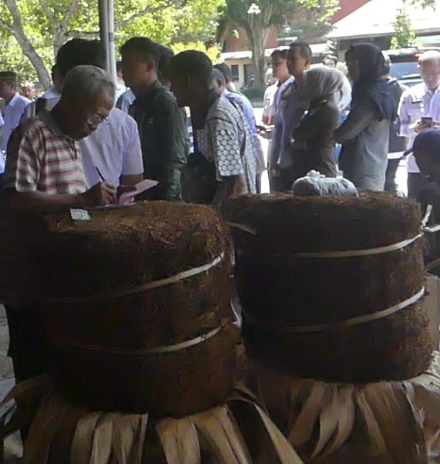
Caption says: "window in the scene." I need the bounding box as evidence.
[231,65,239,82]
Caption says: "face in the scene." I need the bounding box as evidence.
[323,58,337,68]
[0,81,14,99]
[121,49,155,89]
[287,47,310,77]
[420,60,440,91]
[271,56,289,80]
[67,89,114,140]
[22,86,35,99]
[170,73,191,107]
[346,49,360,83]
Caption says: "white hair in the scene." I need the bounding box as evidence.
[62,65,115,102]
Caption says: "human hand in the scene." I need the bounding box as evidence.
[415,119,434,134]
[269,164,281,178]
[80,182,117,207]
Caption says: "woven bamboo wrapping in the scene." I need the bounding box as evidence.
[251,353,440,464]
[0,378,305,464]
[224,193,433,382]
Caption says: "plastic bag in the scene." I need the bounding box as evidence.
[293,171,358,197]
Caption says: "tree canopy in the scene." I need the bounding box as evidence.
[221,0,339,86]
[0,0,224,88]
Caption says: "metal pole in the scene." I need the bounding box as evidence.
[98,0,110,73]
[107,0,117,84]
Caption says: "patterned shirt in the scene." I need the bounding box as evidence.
[195,97,256,194]
[3,109,86,194]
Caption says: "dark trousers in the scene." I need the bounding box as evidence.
[385,158,401,194]
[270,168,294,193]
[5,306,45,444]
[5,306,45,383]
[408,172,428,199]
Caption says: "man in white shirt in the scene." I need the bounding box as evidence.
[0,72,31,152]
[399,51,440,198]
[22,39,143,188]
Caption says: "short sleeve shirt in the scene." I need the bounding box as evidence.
[195,97,256,193]
[2,93,31,152]
[3,109,86,194]
[80,108,144,188]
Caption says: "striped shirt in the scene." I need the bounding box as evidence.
[3,109,86,194]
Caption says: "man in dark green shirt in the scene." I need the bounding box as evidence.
[121,38,189,201]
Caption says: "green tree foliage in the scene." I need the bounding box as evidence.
[221,0,339,87]
[391,0,435,49]
[0,0,224,89]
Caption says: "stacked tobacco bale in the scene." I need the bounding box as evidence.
[0,202,302,464]
[225,193,440,464]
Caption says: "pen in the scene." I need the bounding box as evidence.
[95,166,106,183]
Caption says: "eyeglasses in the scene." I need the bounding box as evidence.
[87,112,109,127]
[421,72,440,79]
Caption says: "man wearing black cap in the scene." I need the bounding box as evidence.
[0,71,31,152]
[412,130,440,268]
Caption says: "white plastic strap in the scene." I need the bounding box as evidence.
[229,223,422,259]
[46,253,225,304]
[247,288,425,335]
[47,321,227,355]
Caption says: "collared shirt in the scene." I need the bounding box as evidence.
[280,80,308,168]
[42,87,61,100]
[21,96,143,187]
[195,97,256,194]
[116,89,135,114]
[269,77,294,166]
[129,80,189,201]
[263,83,278,121]
[2,92,31,151]
[3,109,86,194]
[399,83,440,173]
[80,108,143,187]
[223,90,265,173]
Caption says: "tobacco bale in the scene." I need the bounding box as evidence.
[15,201,238,416]
[224,193,432,382]
[46,321,239,418]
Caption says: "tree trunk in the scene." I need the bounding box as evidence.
[244,21,270,88]
[4,0,51,89]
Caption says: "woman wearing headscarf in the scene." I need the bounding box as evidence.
[291,66,343,179]
[335,43,397,191]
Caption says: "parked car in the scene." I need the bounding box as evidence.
[386,47,440,88]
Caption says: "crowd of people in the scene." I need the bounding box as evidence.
[2,38,440,214]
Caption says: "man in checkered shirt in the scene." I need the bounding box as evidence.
[3,65,117,209]
[1,65,117,397]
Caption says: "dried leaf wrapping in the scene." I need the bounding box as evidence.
[192,406,252,464]
[355,388,386,452]
[326,385,355,455]
[289,382,326,446]
[156,416,200,464]
[89,413,116,464]
[25,393,70,464]
[251,403,304,464]
[312,385,340,458]
[70,412,102,464]
[363,382,428,464]
[111,414,147,464]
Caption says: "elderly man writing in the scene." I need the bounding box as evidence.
[2,66,116,400]
[3,65,116,209]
